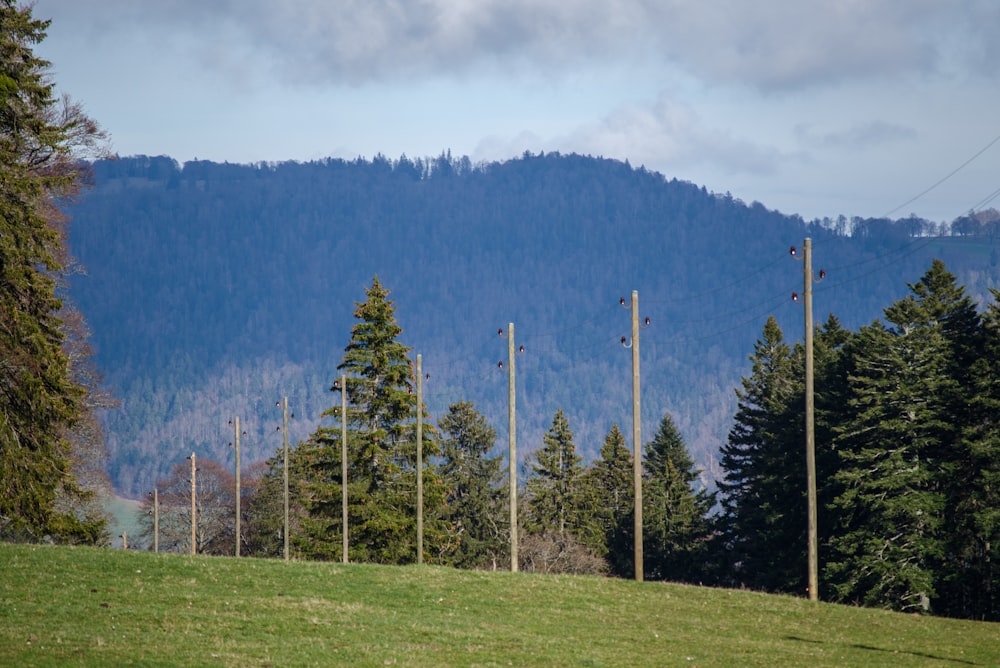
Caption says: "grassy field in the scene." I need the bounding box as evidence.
[0,543,997,667]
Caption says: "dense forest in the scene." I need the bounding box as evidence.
[63,153,1000,500]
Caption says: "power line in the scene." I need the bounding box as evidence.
[881,133,1000,219]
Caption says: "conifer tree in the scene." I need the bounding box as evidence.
[295,276,444,563]
[525,409,583,536]
[943,290,1000,620]
[716,316,803,591]
[643,412,714,583]
[826,263,965,612]
[437,401,506,569]
[575,424,633,575]
[0,1,107,541]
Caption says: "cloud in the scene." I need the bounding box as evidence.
[795,121,919,150]
[36,0,1000,90]
[474,93,783,178]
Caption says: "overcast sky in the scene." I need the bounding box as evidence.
[34,1,1000,222]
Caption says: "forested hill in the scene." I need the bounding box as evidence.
[65,152,1000,497]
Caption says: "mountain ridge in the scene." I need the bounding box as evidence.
[64,152,1000,497]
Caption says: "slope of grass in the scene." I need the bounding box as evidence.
[0,543,997,667]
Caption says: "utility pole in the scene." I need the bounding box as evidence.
[803,238,819,602]
[507,323,518,572]
[152,488,159,553]
[281,397,289,562]
[341,375,349,564]
[416,354,424,565]
[630,291,644,582]
[793,239,822,602]
[190,452,197,555]
[234,416,241,557]
[621,293,648,581]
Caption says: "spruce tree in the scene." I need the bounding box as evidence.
[826,262,966,612]
[716,315,804,592]
[575,424,633,575]
[945,291,1000,620]
[296,276,444,563]
[643,412,715,583]
[0,1,107,542]
[525,409,583,536]
[438,400,506,569]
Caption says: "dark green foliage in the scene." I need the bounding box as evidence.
[574,424,633,575]
[826,263,979,613]
[716,316,805,592]
[525,409,584,537]
[0,1,106,543]
[437,401,506,569]
[643,413,715,583]
[293,277,445,564]
[939,292,1000,619]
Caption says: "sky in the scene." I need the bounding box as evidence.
[33,0,1000,223]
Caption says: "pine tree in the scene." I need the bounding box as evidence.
[0,2,107,542]
[525,409,583,536]
[643,412,715,583]
[437,401,506,569]
[295,276,444,563]
[575,424,633,575]
[716,315,804,591]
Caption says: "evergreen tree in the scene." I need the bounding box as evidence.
[826,263,965,612]
[0,1,107,542]
[525,409,583,536]
[295,276,444,563]
[575,424,633,575]
[437,401,506,569]
[716,316,804,592]
[643,412,715,583]
[943,290,1000,620]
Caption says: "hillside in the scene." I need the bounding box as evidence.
[2,543,997,666]
[64,152,1000,497]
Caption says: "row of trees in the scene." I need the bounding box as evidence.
[137,278,715,581]
[0,1,112,544]
[718,259,1000,620]
[136,264,1000,623]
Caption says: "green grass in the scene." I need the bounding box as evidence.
[1,544,997,667]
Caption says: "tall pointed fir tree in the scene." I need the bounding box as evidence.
[524,409,584,536]
[0,1,108,542]
[826,262,968,612]
[945,288,1000,620]
[716,315,804,592]
[437,401,506,569]
[643,412,715,583]
[575,424,634,576]
[295,276,444,563]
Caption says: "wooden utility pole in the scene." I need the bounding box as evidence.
[803,238,819,601]
[416,354,424,564]
[234,416,241,557]
[153,488,159,553]
[282,397,289,562]
[630,291,644,582]
[507,322,518,572]
[341,375,349,564]
[190,452,197,555]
